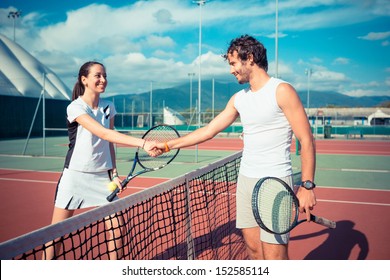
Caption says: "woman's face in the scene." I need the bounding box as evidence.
[82,64,107,94]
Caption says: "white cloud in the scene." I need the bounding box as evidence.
[310,57,323,64]
[308,70,349,93]
[382,40,389,46]
[333,57,350,65]
[96,35,142,54]
[141,35,176,49]
[367,81,380,87]
[266,32,288,39]
[313,71,347,82]
[1,1,389,97]
[386,77,390,87]
[153,8,175,24]
[12,0,387,57]
[103,52,183,94]
[152,49,178,58]
[343,89,376,97]
[197,51,230,77]
[358,31,390,40]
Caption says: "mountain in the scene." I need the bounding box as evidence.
[109,80,389,113]
[300,90,389,108]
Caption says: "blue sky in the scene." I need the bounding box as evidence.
[1,0,389,98]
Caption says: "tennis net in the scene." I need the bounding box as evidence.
[0,151,248,260]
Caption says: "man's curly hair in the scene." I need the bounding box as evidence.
[223,35,268,72]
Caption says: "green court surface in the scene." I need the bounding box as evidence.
[0,136,389,191]
[291,154,389,190]
[0,136,235,178]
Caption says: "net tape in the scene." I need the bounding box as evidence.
[0,151,248,260]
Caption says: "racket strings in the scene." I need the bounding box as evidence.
[138,126,179,169]
[258,179,296,233]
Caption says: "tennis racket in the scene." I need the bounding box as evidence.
[106,124,180,202]
[252,177,336,234]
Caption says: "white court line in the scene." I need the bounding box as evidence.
[1,175,389,206]
[319,167,389,173]
[0,167,60,173]
[0,178,56,184]
[341,168,389,173]
[319,185,390,192]
[0,177,152,191]
[317,198,390,207]
[125,186,149,190]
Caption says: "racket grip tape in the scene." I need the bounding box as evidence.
[106,187,120,202]
[312,215,337,229]
[106,178,131,202]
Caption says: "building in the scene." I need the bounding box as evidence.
[0,34,71,138]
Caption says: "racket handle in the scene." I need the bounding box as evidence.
[311,214,337,229]
[106,187,120,202]
[106,178,131,202]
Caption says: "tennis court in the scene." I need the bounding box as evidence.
[0,135,389,260]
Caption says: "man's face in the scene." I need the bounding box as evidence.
[227,51,250,84]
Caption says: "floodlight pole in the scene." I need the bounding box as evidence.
[150,81,153,128]
[305,68,313,117]
[22,73,46,156]
[8,10,22,42]
[42,73,46,156]
[212,78,215,119]
[131,100,135,129]
[193,0,207,163]
[275,0,279,78]
[188,73,195,115]
[194,0,207,128]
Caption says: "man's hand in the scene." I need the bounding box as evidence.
[296,187,317,221]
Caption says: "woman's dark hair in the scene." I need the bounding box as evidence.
[223,35,268,72]
[72,61,105,100]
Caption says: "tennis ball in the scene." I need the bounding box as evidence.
[107,181,118,191]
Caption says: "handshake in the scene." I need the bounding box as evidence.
[141,140,173,157]
[136,124,181,158]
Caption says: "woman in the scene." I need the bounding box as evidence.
[44,61,158,259]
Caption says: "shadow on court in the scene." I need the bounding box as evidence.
[291,220,369,260]
[152,220,248,260]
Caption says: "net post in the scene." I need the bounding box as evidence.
[22,92,43,155]
[224,163,233,259]
[42,73,46,156]
[185,175,195,260]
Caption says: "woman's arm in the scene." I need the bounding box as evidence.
[75,114,157,153]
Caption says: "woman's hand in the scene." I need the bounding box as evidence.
[143,140,164,157]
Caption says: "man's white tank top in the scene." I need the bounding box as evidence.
[234,77,292,178]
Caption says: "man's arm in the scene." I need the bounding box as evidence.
[162,95,239,150]
[276,83,317,220]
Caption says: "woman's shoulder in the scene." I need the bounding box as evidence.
[68,96,84,105]
[67,97,88,116]
[99,98,115,108]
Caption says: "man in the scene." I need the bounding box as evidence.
[158,35,316,260]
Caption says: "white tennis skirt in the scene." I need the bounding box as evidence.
[55,168,118,210]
